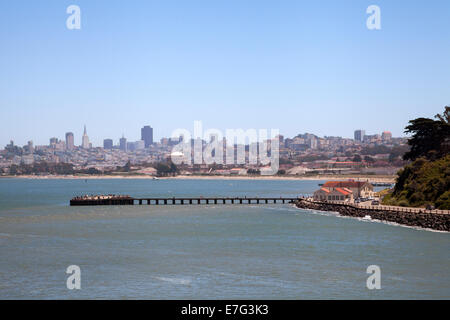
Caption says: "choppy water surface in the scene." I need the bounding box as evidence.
[0,178,448,299]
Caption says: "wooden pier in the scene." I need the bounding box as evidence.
[70,196,300,206]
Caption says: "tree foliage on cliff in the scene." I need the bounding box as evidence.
[403,106,450,161]
[383,155,450,209]
[383,107,450,209]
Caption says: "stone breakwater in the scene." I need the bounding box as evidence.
[295,200,450,232]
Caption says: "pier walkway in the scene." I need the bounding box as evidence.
[70,196,301,206]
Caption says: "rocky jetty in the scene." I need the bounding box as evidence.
[295,199,450,232]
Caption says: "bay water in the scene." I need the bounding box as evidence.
[0,178,448,299]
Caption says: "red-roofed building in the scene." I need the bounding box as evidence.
[313,187,354,202]
[321,180,374,198]
[313,180,374,202]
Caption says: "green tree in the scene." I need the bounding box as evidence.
[382,107,450,209]
[9,164,19,175]
[383,155,450,209]
[389,145,409,162]
[86,167,101,175]
[247,168,261,175]
[403,106,450,161]
[155,161,178,176]
[169,161,178,173]
[124,161,131,172]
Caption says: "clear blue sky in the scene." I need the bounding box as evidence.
[1,0,449,147]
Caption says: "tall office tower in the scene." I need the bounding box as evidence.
[308,137,318,149]
[135,140,145,150]
[65,132,74,150]
[354,130,365,142]
[141,125,153,148]
[27,140,34,154]
[81,125,90,149]
[49,137,59,146]
[276,134,284,145]
[119,135,127,152]
[103,139,113,149]
[160,138,169,146]
[381,131,392,141]
[127,142,136,152]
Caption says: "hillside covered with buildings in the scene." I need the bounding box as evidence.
[1,124,408,178]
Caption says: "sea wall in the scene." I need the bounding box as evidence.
[295,200,450,232]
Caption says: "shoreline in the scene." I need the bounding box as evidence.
[0,174,396,183]
[295,200,450,232]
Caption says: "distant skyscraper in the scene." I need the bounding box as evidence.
[27,140,34,154]
[103,139,113,149]
[160,138,169,146]
[127,142,136,152]
[49,137,58,146]
[382,131,392,141]
[308,137,318,149]
[141,125,153,148]
[81,125,90,149]
[65,132,74,150]
[135,140,145,150]
[276,134,284,144]
[119,135,127,152]
[354,130,365,142]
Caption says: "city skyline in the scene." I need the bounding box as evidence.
[2,120,406,178]
[3,124,398,150]
[1,104,412,147]
[1,1,449,147]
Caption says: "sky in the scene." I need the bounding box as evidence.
[0,0,449,147]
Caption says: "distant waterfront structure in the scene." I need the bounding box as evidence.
[308,136,318,149]
[5,140,15,153]
[354,130,365,142]
[314,181,374,201]
[49,137,65,151]
[103,139,113,149]
[382,131,392,141]
[65,132,74,150]
[363,134,381,143]
[135,140,145,150]
[160,137,169,146]
[81,125,90,149]
[127,142,135,152]
[27,140,34,154]
[276,134,284,144]
[119,135,127,152]
[49,137,58,146]
[126,140,145,152]
[141,125,153,148]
